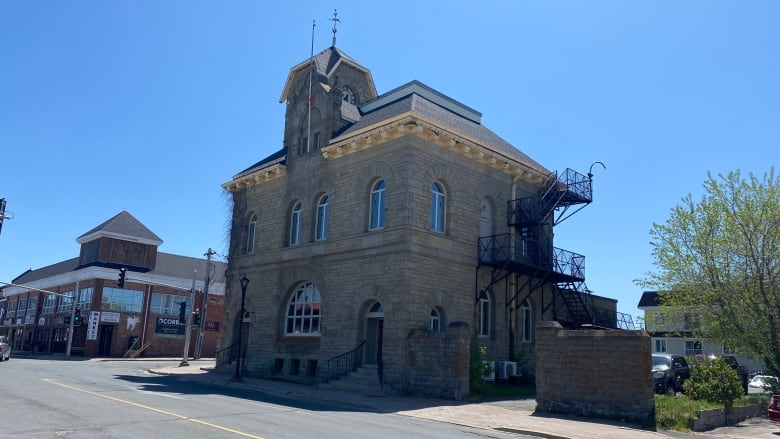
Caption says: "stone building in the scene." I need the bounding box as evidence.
[0,211,226,358]
[219,42,627,397]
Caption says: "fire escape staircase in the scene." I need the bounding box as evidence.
[477,168,600,329]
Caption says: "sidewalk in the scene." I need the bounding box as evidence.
[147,360,673,439]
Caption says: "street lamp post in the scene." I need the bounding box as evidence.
[234,276,249,380]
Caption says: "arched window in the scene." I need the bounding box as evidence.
[315,195,329,241]
[521,300,532,342]
[247,214,257,253]
[369,180,386,230]
[286,283,322,336]
[289,202,302,245]
[430,182,445,233]
[429,308,441,332]
[479,198,492,238]
[478,292,491,337]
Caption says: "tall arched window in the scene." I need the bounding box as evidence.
[247,214,257,253]
[521,300,532,342]
[429,308,442,332]
[369,180,386,230]
[315,195,329,241]
[289,202,302,245]
[286,283,322,335]
[480,198,492,238]
[430,182,445,233]
[478,292,491,337]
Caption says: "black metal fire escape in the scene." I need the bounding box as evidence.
[477,168,611,331]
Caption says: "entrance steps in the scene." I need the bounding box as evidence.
[319,364,384,395]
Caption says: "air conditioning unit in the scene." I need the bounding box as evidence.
[498,361,517,379]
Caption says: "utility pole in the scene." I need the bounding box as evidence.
[179,270,196,367]
[65,281,78,356]
[194,248,215,359]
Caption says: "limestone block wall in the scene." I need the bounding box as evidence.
[404,323,471,399]
[535,321,654,426]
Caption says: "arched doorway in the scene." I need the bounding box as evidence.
[364,302,383,366]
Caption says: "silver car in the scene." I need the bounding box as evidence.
[0,336,10,361]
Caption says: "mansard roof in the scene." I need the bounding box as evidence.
[10,253,226,286]
[76,211,163,246]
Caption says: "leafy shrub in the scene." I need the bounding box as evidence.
[469,337,489,394]
[683,357,744,409]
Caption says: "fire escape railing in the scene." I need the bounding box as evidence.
[478,234,583,282]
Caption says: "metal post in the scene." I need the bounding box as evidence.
[179,270,196,367]
[234,276,249,380]
[66,281,78,356]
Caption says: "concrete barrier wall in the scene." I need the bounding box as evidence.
[692,404,764,431]
[535,321,655,426]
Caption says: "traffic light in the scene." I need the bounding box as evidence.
[192,309,201,326]
[73,307,82,326]
[118,268,127,288]
[178,301,187,325]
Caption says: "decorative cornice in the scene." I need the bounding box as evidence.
[221,163,287,192]
[322,113,549,185]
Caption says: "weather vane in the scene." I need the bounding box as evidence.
[329,9,340,46]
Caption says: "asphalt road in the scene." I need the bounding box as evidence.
[0,357,539,439]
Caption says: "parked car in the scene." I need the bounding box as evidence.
[0,336,10,361]
[769,394,780,422]
[749,374,778,389]
[715,355,749,394]
[652,354,690,394]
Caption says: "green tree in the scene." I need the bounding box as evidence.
[643,169,780,376]
[683,357,744,410]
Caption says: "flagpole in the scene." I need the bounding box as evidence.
[306,19,315,153]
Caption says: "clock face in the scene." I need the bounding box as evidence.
[341,87,355,104]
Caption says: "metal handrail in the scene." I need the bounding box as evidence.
[321,340,366,383]
[215,342,239,368]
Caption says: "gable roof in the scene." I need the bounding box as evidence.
[637,291,660,308]
[76,211,163,246]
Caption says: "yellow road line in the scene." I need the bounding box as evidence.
[43,379,264,439]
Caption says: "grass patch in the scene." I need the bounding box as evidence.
[655,393,771,432]
[470,383,536,400]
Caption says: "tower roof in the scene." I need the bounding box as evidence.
[278,46,377,103]
[76,211,163,246]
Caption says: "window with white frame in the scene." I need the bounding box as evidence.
[57,290,74,312]
[430,182,445,233]
[17,298,27,316]
[430,309,441,332]
[150,293,190,315]
[477,293,490,337]
[315,195,329,241]
[289,202,302,245]
[723,343,737,354]
[521,300,532,342]
[7,300,16,318]
[102,287,143,313]
[77,287,94,311]
[285,283,321,336]
[41,294,56,314]
[654,339,667,353]
[247,214,257,253]
[685,340,703,356]
[26,296,37,314]
[369,180,386,230]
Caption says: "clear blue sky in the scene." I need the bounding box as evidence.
[1,1,777,321]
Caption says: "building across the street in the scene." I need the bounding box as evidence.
[218,31,633,399]
[0,211,226,358]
